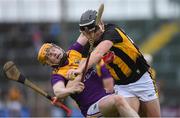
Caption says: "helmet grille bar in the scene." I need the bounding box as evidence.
[79,20,95,26]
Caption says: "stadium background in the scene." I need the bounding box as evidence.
[0,0,180,117]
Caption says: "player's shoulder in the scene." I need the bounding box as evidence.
[52,66,69,78]
[103,23,121,36]
[104,23,119,31]
[101,23,123,43]
[68,50,82,60]
[67,42,84,55]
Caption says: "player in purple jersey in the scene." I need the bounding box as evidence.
[68,10,160,117]
[37,34,139,117]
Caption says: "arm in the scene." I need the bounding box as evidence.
[100,64,114,93]
[53,81,73,99]
[66,40,113,78]
[52,75,84,99]
[77,40,113,73]
[76,33,89,46]
[53,80,84,99]
[83,26,122,71]
[67,33,88,55]
[103,77,114,93]
[67,28,119,76]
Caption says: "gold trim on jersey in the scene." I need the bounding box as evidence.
[52,50,82,79]
[148,68,159,97]
[105,65,119,81]
[104,27,149,84]
[115,28,140,60]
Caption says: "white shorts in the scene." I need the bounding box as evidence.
[86,95,110,117]
[114,72,158,102]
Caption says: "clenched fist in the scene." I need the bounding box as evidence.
[66,80,85,94]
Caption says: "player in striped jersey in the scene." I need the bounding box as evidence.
[67,10,160,117]
[37,34,139,117]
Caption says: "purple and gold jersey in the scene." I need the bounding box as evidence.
[51,42,109,116]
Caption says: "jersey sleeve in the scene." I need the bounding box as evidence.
[68,42,84,53]
[96,60,112,79]
[100,65,112,79]
[51,74,67,86]
[103,28,123,43]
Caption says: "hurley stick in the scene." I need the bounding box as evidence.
[81,3,104,82]
[3,61,72,117]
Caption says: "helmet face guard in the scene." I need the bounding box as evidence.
[80,24,100,33]
[53,52,67,67]
[80,20,96,32]
[49,44,67,67]
[79,10,98,32]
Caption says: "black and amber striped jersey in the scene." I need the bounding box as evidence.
[95,24,150,85]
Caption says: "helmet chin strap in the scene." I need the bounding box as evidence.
[58,52,68,66]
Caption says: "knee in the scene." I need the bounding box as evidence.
[113,95,127,107]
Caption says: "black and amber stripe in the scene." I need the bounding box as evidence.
[111,46,138,72]
[108,53,149,84]
[108,47,149,85]
[106,27,149,85]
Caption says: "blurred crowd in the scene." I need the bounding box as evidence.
[0,86,30,117]
[1,79,180,117]
[0,0,180,117]
[0,86,84,117]
[0,22,180,117]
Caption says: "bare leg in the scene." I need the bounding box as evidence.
[98,95,139,117]
[139,98,161,117]
[125,97,140,112]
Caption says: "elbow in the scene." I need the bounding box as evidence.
[54,89,61,97]
[54,89,66,99]
[54,89,60,96]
